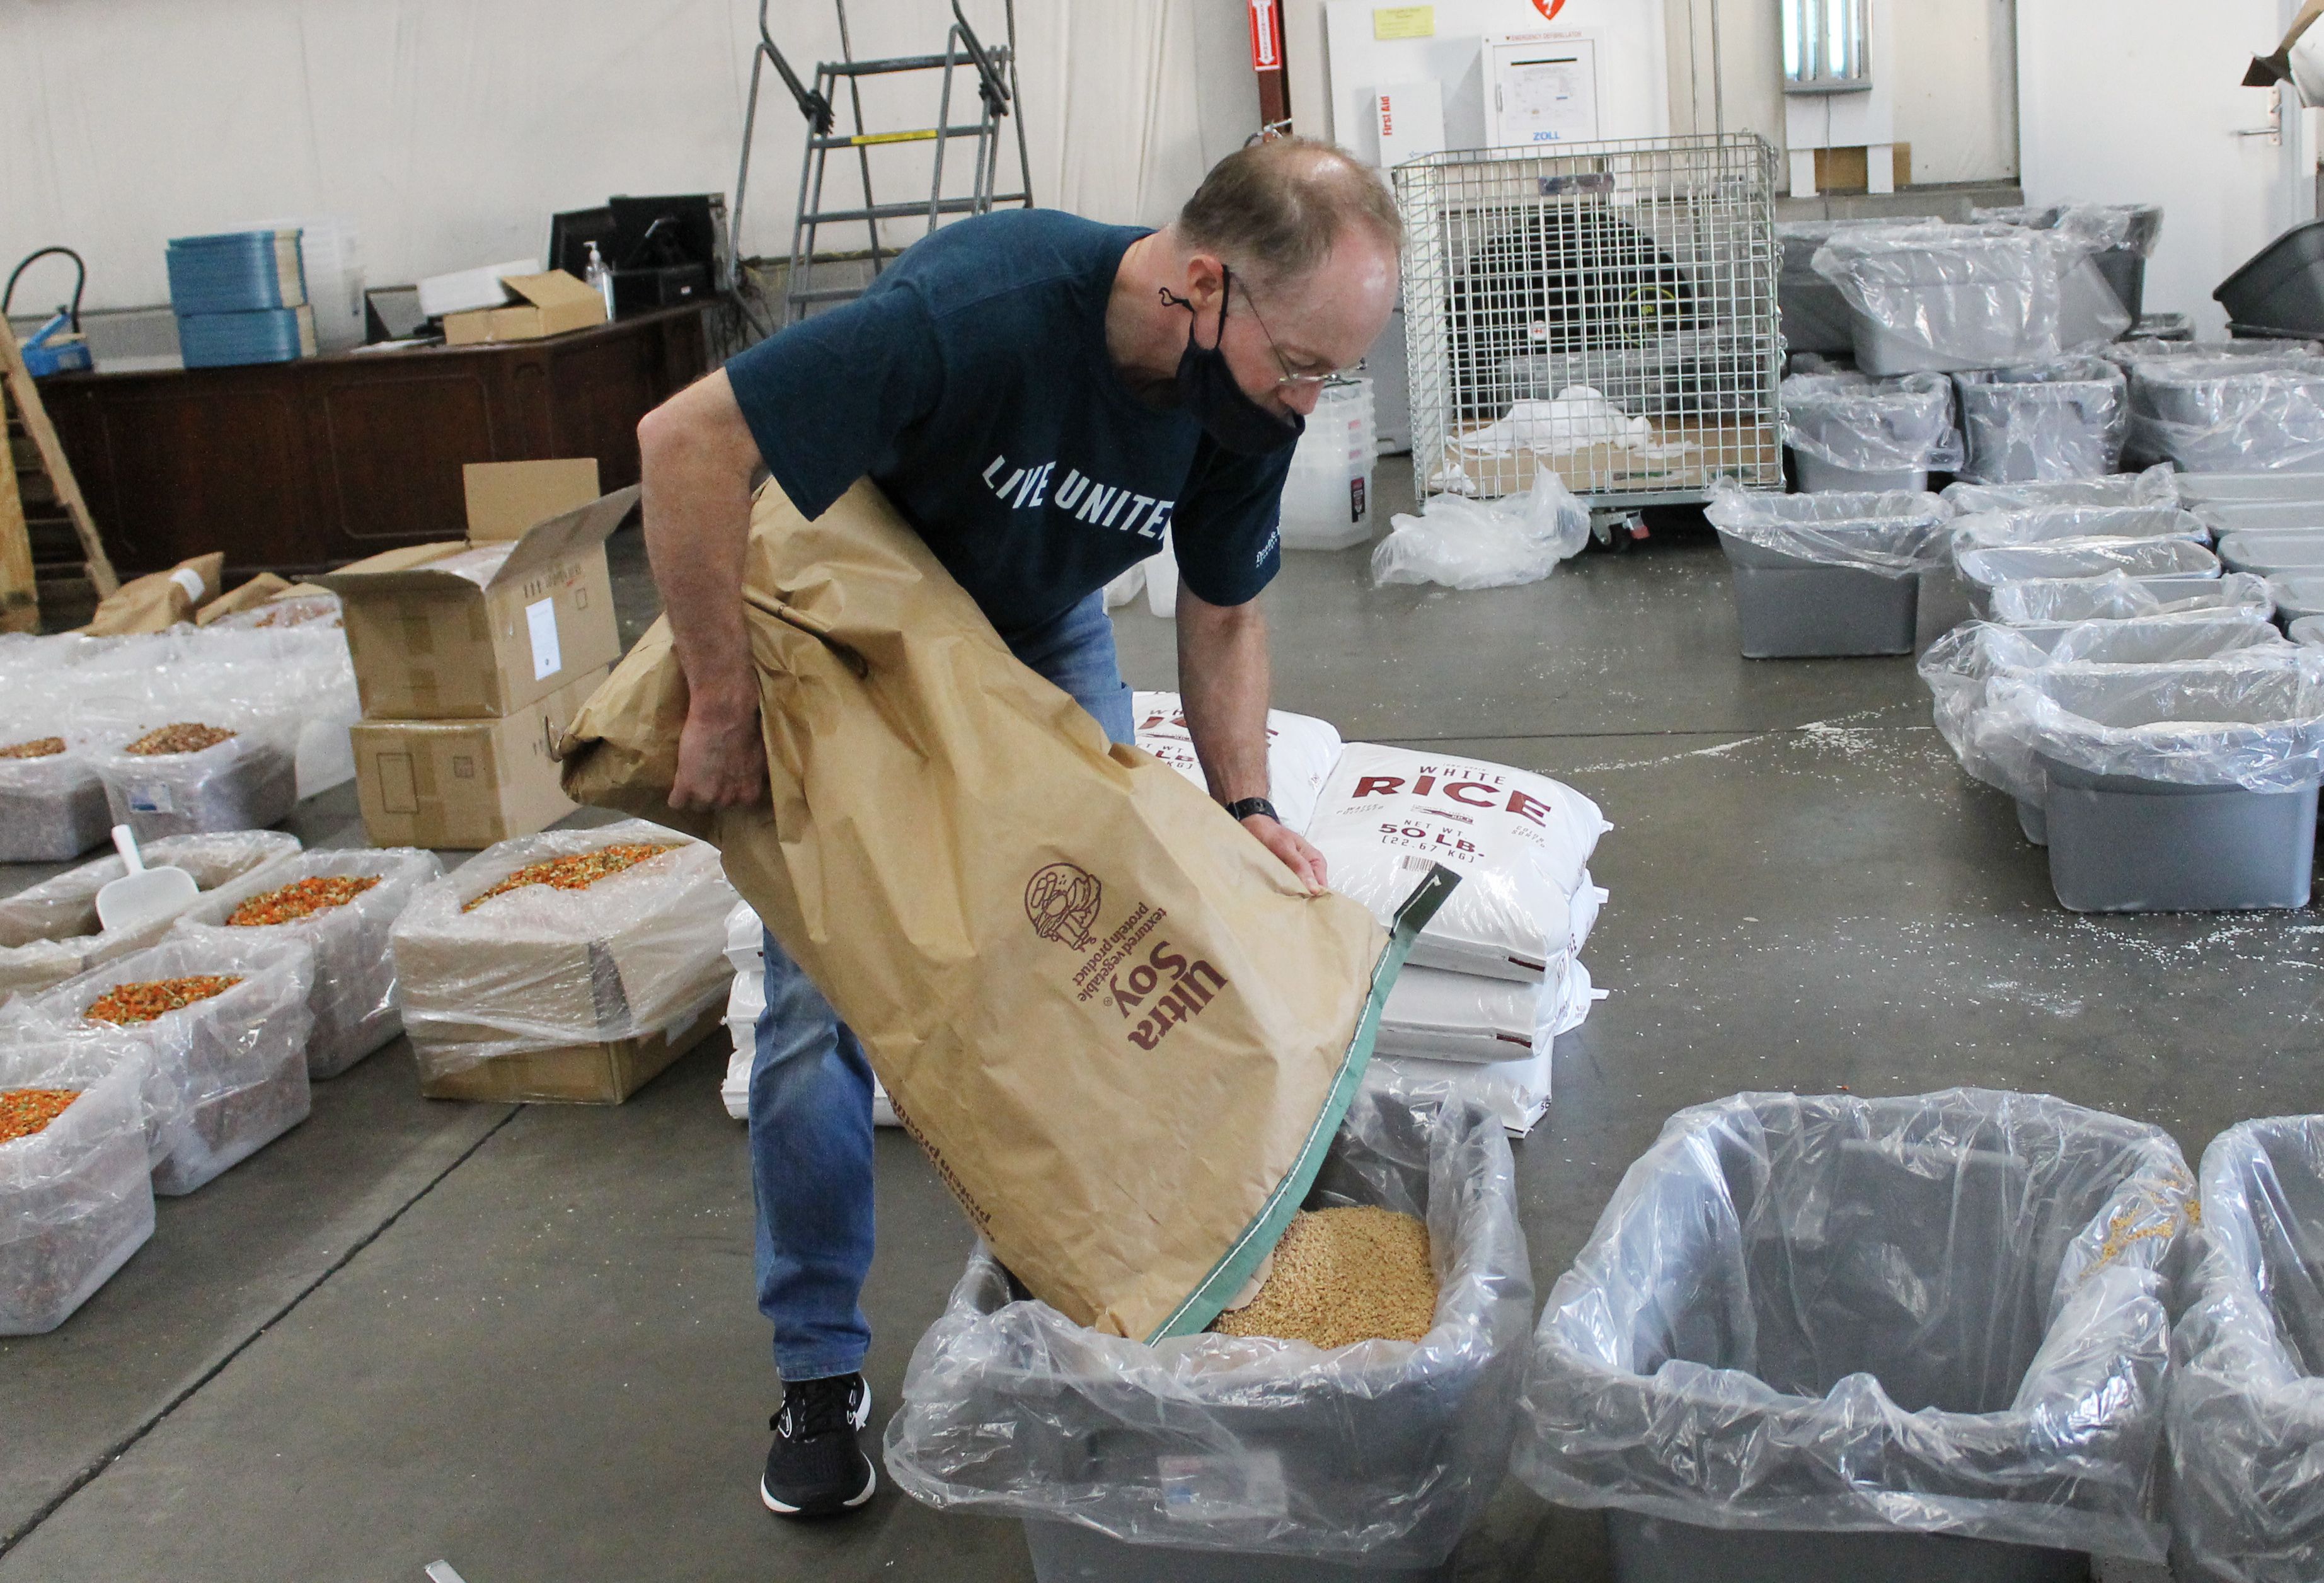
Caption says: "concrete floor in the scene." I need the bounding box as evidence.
[5,467,2319,1583]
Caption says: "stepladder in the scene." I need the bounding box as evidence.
[0,317,120,633]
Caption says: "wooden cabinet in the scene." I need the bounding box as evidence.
[39,305,706,575]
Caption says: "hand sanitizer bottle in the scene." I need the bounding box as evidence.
[585,241,616,320]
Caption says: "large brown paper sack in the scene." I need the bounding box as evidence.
[84,553,226,635]
[560,480,1452,1341]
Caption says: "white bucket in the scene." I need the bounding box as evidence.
[1280,378,1377,551]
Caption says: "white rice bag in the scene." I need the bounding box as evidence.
[1129,691,1345,834]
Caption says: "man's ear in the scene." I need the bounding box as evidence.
[1182,253,1228,311]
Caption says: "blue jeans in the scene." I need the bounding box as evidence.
[751,590,1134,1381]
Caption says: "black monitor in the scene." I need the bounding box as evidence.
[608,194,720,273]
[547,205,619,280]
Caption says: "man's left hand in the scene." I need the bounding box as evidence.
[1242,814,1330,895]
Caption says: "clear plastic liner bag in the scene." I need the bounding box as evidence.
[883,1093,1534,1569]
[1953,357,2129,483]
[1973,200,2165,260]
[1948,504,2209,556]
[1304,744,1609,984]
[1130,691,1345,835]
[388,820,737,1076]
[1957,538,2220,614]
[172,848,444,1079]
[1988,570,2273,626]
[2295,614,2324,647]
[1810,223,2130,376]
[1974,652,2324,804]
[2126,355,2324,473]
[1941,463,2179,514]
[1780,372,1964,473]
[74,698,300,842]
[0,830,303,1002]
[1704,478,1952,576]
[0,704,111,864]
[11,935,315,1196]
[2105,337,2321,369]
[1360,1045,1556,1139]
[2168,1117,2324,1583]
[1919,616,2289,795]
[1372,469,1591,590]
[1514,1088,2192,1560]
[0,1027,155,1335]
[205,591,343,631]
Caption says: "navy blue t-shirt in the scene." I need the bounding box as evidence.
[723,210,1289,636]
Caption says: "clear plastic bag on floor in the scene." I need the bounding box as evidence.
[2126,354,2324,472]
[1940,464,2178,514]
[171,848,444,1079]
[13,935,316,1195]
[2169,1117,2324,1583]
[1703,478,1952,575]
[883,1093,1534,1569]
[0,1027,155,1335]
[1953,356,2129,483]
[1372,469,1591,590]
[1514,1088,2191,1559]
[389,820,736,1074]
[1948,503,2209,555]
[1919,616,2289,794]
[0,830,304,1001]
[1976,650,2324,799]
[1780,372,1962,474]
[1988,570,2274,626]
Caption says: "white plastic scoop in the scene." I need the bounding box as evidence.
[95,824,200,935]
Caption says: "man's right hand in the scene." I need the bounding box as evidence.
[669,694,768,810]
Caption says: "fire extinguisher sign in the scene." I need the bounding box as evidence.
[1250,0,1281,70]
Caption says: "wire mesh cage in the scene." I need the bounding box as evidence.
[1396,134,1783,507]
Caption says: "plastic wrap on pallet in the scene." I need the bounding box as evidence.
[1953,356,2129,483]
[0,1028,155,1335]
[1987,570,2274,626]
[1919,616,2289,796]
[1371,470,1591,591]
[1948,504,2209,556]
[1941,464,2178,514]
[1809,223,2130,376]
[1703,478,1951,575]
[1780,372,1962,473]
[1514,1088,2190,1559]
[171,848,443,1079]
[12,935,316,1196]
[883,1094,1533,1570]
[2125,354,2324,472]
[1974,652,2324,802]
[2171,1117,2324,1583]
[0,831,304,1001]
[389,821,736,1076]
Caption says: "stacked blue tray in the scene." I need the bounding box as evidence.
[166,229,315,367]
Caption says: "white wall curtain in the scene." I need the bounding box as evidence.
[0,0,1257,313]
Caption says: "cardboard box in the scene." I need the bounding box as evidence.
[415,997,724,1104]
[417,256,542,319]
[2248,1,2324,105]
[441,270,607,346]
[350,665,608,848]
[314,461,630,720]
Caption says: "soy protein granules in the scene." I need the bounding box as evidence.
[86,974,243,1025]
[0,1088,78,1145]
[124,723,235,757]
[1211,1205,1438,1349]
[0,737,65,759]
[226,875,380,928]
[461,843,679,912]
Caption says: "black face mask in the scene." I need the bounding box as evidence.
[1161,267,1304,456]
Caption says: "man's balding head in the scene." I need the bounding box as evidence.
[1175,137,1403,295]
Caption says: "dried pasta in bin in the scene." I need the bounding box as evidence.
[388,820,735,1080]
[78,707,299,841]
[0,1028,153,1334]
[12,936,314,1196]
[171,848,442,1079]
[0,711,112,863]
[0,831,302,1001]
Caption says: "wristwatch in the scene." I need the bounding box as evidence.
[1225,796,1280,825]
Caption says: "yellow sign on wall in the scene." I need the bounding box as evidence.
[1373,6,1435,40]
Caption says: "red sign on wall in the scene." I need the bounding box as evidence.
[1531,0,1568,18]
[1250,0,1281,71]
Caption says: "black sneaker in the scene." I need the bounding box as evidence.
[760,1373,875,1518]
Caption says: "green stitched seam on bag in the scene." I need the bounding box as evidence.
[1146,863,1462,1343]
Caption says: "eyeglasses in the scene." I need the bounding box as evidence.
[1231,273,1359,392]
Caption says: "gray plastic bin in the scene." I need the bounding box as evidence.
[2197,497,2324,533]
[1604,1511,2086,1583]
[2016,799,2048,845]
[1953,358,2127,483]
[2277,575,2324,623]
[1022,1520,1450,1583]
[2292,614,2324,647]
[2216,219,2324,337]
[2177,470,2324,505]
[2040,754,2316,912]
[2220,531,2324,576]
[1718,534,1920,658]
[1956,539,2221,619]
